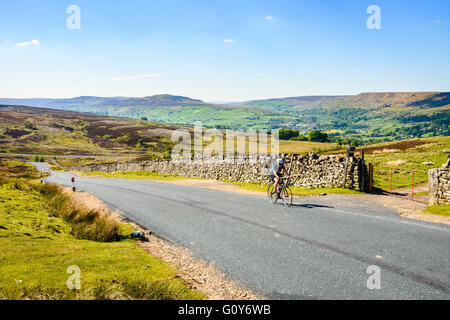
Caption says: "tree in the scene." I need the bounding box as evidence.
[24,120,37,130]
[140,117,148,121]
[279,128,299,140]
[290,135,307,141]
[163,145,172,159]
[308,130,329,142]
[350,140,359,147]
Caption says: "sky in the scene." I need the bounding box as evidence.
[0,0,449,102]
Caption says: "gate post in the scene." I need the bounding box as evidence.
[389,168,393,193]
[361,149,365,192]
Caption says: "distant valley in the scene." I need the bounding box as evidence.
[0,92,448,145]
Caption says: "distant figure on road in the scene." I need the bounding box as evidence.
[269,158,289,195]
[71,177,76,192]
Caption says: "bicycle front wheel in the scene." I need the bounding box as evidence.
[267,185,278,204]
[281,186,293,207]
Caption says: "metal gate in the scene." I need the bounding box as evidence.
[369,164,429,204]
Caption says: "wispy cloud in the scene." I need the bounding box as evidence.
[16,39,40,47]
[435,19,441,24]
[265,16,273,20]
[223,39,234,43]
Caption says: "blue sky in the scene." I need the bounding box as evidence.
[0,0,449,101]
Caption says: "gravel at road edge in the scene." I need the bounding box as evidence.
[67,188,262,300]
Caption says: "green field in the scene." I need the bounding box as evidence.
[364,137,449,189]
[326,136,450,190]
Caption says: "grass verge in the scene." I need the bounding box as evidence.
[230,181,364,196]
[79,171,191,181]
[0,177,203,300]
[80,170,363,196]
[421,205,450,217]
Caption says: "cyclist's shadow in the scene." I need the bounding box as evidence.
[289,203,334,209]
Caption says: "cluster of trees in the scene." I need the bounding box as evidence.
[278,129,301,140]
[33,155,45,162]
[278,129,330,143]
[278,128,363,147]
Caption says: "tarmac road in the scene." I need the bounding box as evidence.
[34,163,450,299]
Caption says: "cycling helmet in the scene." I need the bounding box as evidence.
[277,158,284,165]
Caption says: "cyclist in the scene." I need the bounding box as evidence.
[269,158,289,196]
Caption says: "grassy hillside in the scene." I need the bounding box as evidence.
[240,92,450,143]
[328,136,450,189]
[0,105,182,158]
[65,104,299,131]
[2,93,447,142]
[0,104,341,160]
[352,136,449,171]
[0,95,299,131]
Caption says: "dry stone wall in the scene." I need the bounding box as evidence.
[429,156,450,205]
[68,153,368,190]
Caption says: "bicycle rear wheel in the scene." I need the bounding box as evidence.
[267,185,278,204]
[281,186,293,207]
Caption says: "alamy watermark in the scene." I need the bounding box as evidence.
[367,5,381,30]
[66,265,81,290]
[366,265,381,290]
[170,121,279,164]
[67,5,81,30]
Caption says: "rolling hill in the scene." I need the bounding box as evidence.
[239,92,450,111]
[0,95,299,131]
[0,105,183,158]
[239,92,450,143]
[0,92,448,144]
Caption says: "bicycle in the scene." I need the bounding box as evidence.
[267,177,293,207]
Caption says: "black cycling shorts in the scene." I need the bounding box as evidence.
[270,174,282,182]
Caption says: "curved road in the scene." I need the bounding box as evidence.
[34,163,450,299]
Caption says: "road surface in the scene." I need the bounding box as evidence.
[34,163,450,299]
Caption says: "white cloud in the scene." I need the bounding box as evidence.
[223,39,234,43]
[5,40,10,45]
[265,16,273,20]
[16,39,40,47]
